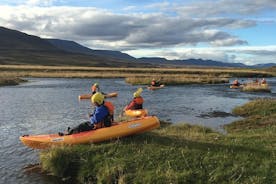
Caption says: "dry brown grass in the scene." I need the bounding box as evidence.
[242,83,271,92]
[0,64,273,85]
[125,74,229,85]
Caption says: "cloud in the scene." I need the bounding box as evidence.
[126,46,276,65]
[150,0,276,18]
[0,5,253,50]
[0,0,275,64]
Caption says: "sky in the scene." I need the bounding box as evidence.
[0,0,276,65]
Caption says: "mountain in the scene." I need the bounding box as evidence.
[1,26,275,68]
[47,39,136,61]
[251,63,276,68]
[138,57,247,68]
[0,26,141,67]
[0,26,57,51]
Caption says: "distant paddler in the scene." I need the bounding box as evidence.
[78,82,118,100]
[230,79,243,89]
[91,83,100,95]
[148,78,165,90]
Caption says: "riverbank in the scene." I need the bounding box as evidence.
[39,99,276,183]
[0,76,27,86]
[0,64,274,85]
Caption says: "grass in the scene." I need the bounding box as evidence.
[0,64,274,85]
[125,74,230,85]
[224,98,276,132]
[0,76,27,86]
[39,99,276,183]
[241,83,271,93]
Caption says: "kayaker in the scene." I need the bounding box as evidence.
[261,78,267,84]
[151,78,160,87]
[124,88,144,111]
[59,92,114,136]
[232,79,240,86]
[91,83,100,95]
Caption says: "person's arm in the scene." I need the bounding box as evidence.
[124,100,135,111]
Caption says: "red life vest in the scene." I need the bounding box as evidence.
[104,101,114,116]
[133,97,143,109]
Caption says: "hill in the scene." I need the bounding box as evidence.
[47,39,136,61]
[1,26,275,68]
[0,27,141,67]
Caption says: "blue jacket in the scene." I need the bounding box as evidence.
[90,105,109,125]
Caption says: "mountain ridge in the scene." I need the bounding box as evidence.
[0,26,275,68]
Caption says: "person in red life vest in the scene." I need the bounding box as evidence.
[124,88,144,111]
[59,92,114,136]
[261,78,267,84]
[151,78,160,87]
[91,83,100,95]
[232,79,241,86]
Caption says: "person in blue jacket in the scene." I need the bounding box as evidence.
[59,92,113,136]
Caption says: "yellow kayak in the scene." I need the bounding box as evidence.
[147,84,165,90]
[124,109,148,117]
[20,116,160,149]
[78,92,118,100]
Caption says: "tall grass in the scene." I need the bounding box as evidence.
[0,64,274,86]
[0,76,26,86]
[125,74,229,85]
[242,83,271,93]
[224,98,276,132]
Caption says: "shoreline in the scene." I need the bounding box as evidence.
[0,64,274,86]
[35,99,276,183]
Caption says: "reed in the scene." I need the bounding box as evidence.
[242,83,271,93]
[0,76,27,86]
[0,64,274,86]
[125,74,229,85]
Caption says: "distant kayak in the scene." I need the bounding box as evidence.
[79,92,118,100]
[147,84,165,90]
[229,85,242,89]
[124,109,148,117]
[19,116,160,149]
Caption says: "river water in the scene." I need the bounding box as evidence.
[1,77,275,184]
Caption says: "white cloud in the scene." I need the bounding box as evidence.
[0,0,276,64]
[126,46,276,65]
[0,5,251,49]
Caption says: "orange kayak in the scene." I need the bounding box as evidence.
[147,84,165,90]
[230,85,243,89]
[124,109,148,117]
[79,92,118,100]
[19,116,160,149]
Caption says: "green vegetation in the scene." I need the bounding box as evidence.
[241,83,271,93]
[224,98,276,132]
[40,98,276,184]
[0,64,274,85]
[0,76,26,86]
[125,74,229,85]
[266,66,276,76]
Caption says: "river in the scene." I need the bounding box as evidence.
[0,77,275,184]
